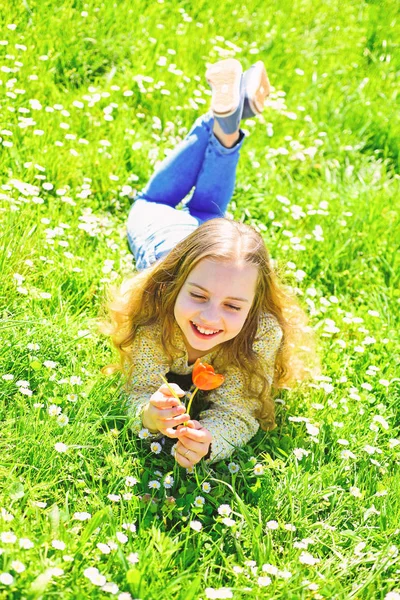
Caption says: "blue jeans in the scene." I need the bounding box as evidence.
[127,112,245,270]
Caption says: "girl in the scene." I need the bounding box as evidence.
[104,59,314,468]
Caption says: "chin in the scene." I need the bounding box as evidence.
[189,335,216,349]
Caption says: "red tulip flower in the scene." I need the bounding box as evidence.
[192,358,225,391]
[185,359,225,422]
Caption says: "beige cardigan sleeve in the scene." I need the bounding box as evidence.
[125,323,170,435]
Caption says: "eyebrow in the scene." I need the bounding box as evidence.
[187,282,250,303]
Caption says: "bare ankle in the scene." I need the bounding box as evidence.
[212,121,240,148]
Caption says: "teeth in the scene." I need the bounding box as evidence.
[193,323,219,335]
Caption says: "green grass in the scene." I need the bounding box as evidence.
[0,0,399,598]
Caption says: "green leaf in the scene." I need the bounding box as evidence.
[178,574,202,600]
[149,502,159,514]
[126,568,141,586]
[30,359,42,371]
[78,507,113,547]
[9,482,24,500]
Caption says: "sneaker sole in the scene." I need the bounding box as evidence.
[247,61,270,114]
[206,58,243,116]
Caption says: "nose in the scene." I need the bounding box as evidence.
[199,305,221,327]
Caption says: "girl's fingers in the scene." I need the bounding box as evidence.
[158,383,185,397]
[156,405,187,420]
[160,413,191,439]
[174,451,192,468]
[174,443,199,468]
[163,427,180,439]
[160,414,191,429]
[177,437,204,454]
[186,419,202,429]
[150,392,181,408]
[177,426,212,444]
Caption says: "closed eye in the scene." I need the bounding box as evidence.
[190,293,241,311]
[226,304,241,311]
[190,293,206,300]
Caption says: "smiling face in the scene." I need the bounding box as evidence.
[174,258,259,363]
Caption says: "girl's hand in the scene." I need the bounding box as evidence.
[142,383,190,438]
[174,420,212,468]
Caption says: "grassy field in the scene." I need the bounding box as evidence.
[1,0,399,598]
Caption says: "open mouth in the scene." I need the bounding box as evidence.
[190,321,222,340]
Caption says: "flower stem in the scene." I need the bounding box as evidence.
[184,387,199,426]
[160,375,183,403]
